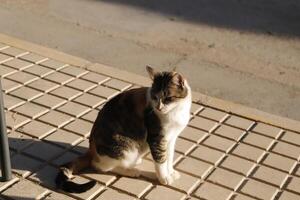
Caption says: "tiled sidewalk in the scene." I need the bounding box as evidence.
[0,34,300,200]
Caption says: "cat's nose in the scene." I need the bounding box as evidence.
[156,101,163,111]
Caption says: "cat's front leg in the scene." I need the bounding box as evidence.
[167,137,181,181]
[148,136,175,185]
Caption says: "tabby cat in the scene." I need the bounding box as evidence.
[55,66,192,193]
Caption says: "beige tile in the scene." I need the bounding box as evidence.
[251,165,288,187]
[27,78,59,92]
[189,116,218,132]
[43,129,83,149]
[179,126,208,143]
[63,119,93,137]
[279,191,300,200]
[23,141,65,161]
[50,86,82,100]
[263,153,297,173]
[0,64,16,77]
[103,79,132,91]
[281,131,300,146]
[240,179,278,200]
[1,78,21,92]
[13,102,48,118]
[194,182,232,200]
[203,135,236,153]
[5,111,30,129]
[82,170,117,186]
[96,188,135,200]
[176,156,213,178]
[175,138,196,155]
[17,120,55,139]
[252,123,282,139]
[242,132,274,150]
[57,101,90,117]
[3,58,33,70]
[72,139,89,154]
[68,176,103,200]
[0,175,19,193]
[287,176,300,194]
[8,131,34,151]
[81,109,99,122]
[198,107,228,122]
[169,171,200,194]
[59,65,88,77]
[1,179,49,200]
[19,52,48,64]
[30,165,59,189]
[3,94,25,110]
[208,168,244,190]
[52,151,81,166]
[6,71,38,84]
[221,155,256,176]
[88,85,119,99]
[81,72,110,84]
[190,103,203,115]
[271,142,300,160]
[231,143,265,162]
[45,191,75,200]
[232,193,258,200]
[9,86,43,101]
[66,78,97,92]
[145,185,186,200]
[214,125,245,141]
[73,93,106,108]
[24,64,54,77]
[11,153,43,177]
[44,71,74,84]
[33,94,67,109]
[190,145,225,164]
[113,177,152,197]
[38,110,74,128]
[0,46,28,57]
[224,116,254,130]
[0,53,13,64]
[40,59,67,70]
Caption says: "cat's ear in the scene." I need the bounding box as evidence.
[146,65,156,80]
[172,66,177,72]
[174,73,185,88]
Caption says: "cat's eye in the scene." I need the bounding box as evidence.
[164,97,173,103]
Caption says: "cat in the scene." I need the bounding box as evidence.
[55,66,192,193]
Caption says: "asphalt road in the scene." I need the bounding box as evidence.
[0,0,300,120]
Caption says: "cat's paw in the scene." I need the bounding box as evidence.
[170,170,181,180]
[126,169,141,178]
[157,174,176,185]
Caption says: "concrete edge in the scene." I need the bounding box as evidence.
[1,33,299,132]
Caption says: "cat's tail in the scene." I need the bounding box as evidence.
[55,153,96,193]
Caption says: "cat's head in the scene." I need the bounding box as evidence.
[146,66,190,114]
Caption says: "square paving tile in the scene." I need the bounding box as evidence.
[44,191,75,200]
[176,156,213,178]
[179,126,208,143]
[280,131,300,146]
[0,64,16,77]
[0,175,19,193]
[27,78,59,92]
[198,107,228,122]
[59,65,88,77]
[43,129,83,149]
[189,116,218,132]
[202,134,236,153]
[8,131,34,152]
[44,71,74,84]
[194,182,233,200]
[208,168,244,190]
[72,139,89,154]
[73,93,106,108]
[2,58,33,70]
[38,110,74,128]
[224,115,255,130]
[252,123,282,139]
[57,101,90,117]
[113,177,152,198]
[271,141,300,160]
[81,109,99,122]
[33,94,67,109]
[251,165,288,187]
[242,131,275,150]
[23,140,65,161]
[5,111,30,129]
[0,53,13,64]
[145,185,186,200]
[262,153,297,173]
[190,145,225,165]
[40,59,67,70]
[240,179,278,200]
[169,171,200,194]
[279,191,300,200]
[213,125,245,141]
[0,46,28,57]
[19,52,48,64]
[1,179,49,200]
[81,72,110,84]
[66,78,97,92]
[17,120,55,139]
[1,78,21,92]
[231,143,265,162]
[9,86,43,101]
[82,170,117,186]
[96,188,135,200]
[13,102,48,119]
[23,64,54,77]
[11,153,44,177]
[3,94,25,110]
[88,85,119,99]
[221,155,256,176]
[190,103,203,115]
[175,137,196,155]
[63,119,93,137]
[286,176,300,194]
[6,71,38,85]
[103,79,132,91]
[50,85,82,100]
